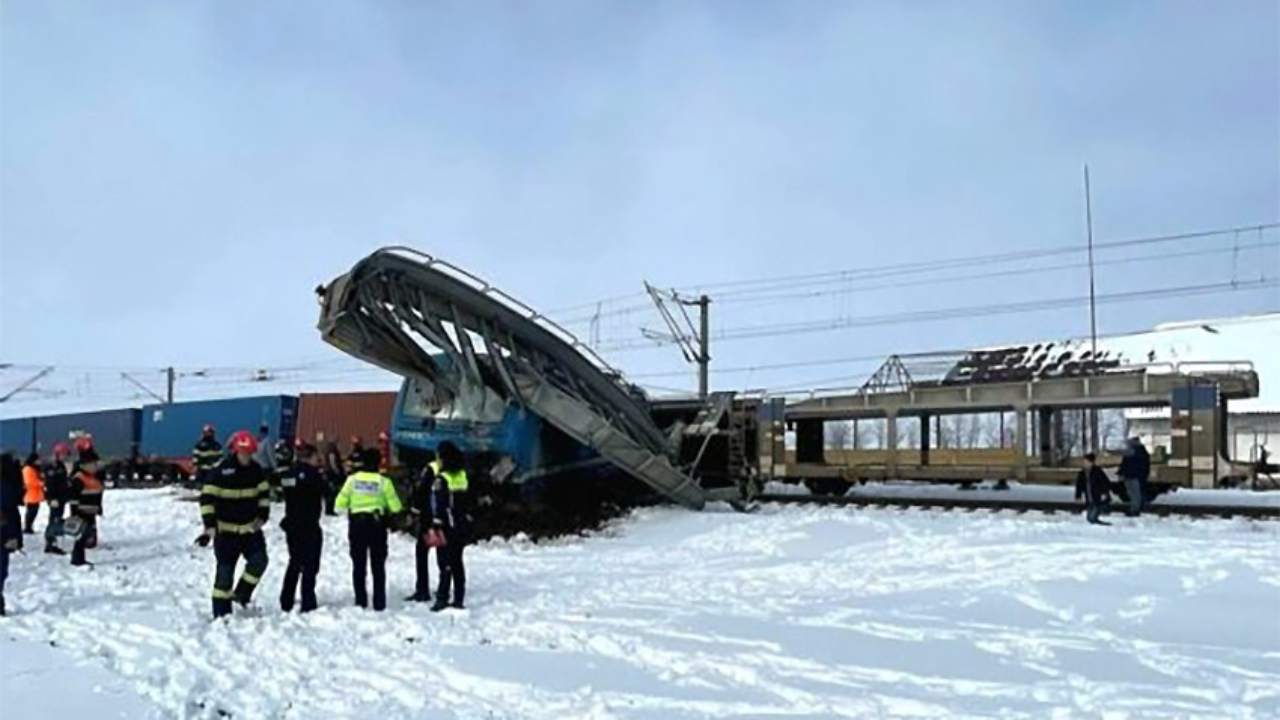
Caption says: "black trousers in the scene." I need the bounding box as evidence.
[435,530,467,607]
[23,504,39,533]
[212,531,268,617]
[348,515,388,610]
[280,525,322,612]
[70,516,97,565]
[413,534,434,599]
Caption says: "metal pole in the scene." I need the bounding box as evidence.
[1085,164,1100,453]
[697,295,710,399]
[166,366,175,404]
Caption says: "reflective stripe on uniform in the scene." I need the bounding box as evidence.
[202,485,266,499]
[212,588,234,599]
[200,504,216,516]
[240,572,261,585]
[216,520,258,534]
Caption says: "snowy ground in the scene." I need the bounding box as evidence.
[2,489,1278,719]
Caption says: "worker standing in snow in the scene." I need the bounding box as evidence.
[198,430,271,618]
[270,439,295,501]
[405,451,439,603]
[42,443,72,555]
[67,446,104,567]
[277,442,326,613]
[430,441,471,612]
[0,453,23,616]
[21,453,44,536]
[1117,437,1151,517]
[1074,452,1111,525]
[335,448,402,611]
[192,424,223,487]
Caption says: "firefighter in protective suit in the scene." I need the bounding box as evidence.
[197,430,270,618]
[335,448,402,611]
[192,425,223,487]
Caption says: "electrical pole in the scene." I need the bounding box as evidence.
[697,295,710,400]
[1085,164,1100,453]
[166,366,175,404]
[0,366,54,403]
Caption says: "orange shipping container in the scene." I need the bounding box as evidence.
[296,392,397,456]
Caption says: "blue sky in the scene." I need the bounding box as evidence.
[2,1,1277,407]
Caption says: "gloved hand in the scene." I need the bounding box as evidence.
[194,527,215,547]
[49,500,60,510]
[251,518,265,533]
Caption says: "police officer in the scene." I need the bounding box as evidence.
[198,430,270,618]
[335,448,402,611]
[42,443,72,555]
[192,424,223,487]
[431,441,471,612]
[277,442,325,613]
[405,451,439,603]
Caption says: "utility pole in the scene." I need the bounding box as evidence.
[697,295,710,399]
[166,366,175,404]
[0,366,54,403]
[1085,164,1100,453]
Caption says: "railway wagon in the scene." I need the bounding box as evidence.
[296,391,396,456]
[141,395,298,472]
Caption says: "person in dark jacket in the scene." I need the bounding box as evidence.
[198,430,271,618]
[42,443,72,555]
[322,442,343,516]
[192,424,223,488]
[0,452,23,616]
[405,452,439,603]
[68,447,105,567]
[1074,453,1111,525]
[277,442,326,613]
[1117,437,1151,517]
[431,441,471,612]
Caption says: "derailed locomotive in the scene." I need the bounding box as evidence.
[317,248,1263,513]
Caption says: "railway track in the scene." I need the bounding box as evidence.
[754,493,1280,521]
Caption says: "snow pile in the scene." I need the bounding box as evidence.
[1,489,1278,718]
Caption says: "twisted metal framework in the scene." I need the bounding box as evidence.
[316,247,709,509]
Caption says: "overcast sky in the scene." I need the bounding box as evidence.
[2,1,1277,410]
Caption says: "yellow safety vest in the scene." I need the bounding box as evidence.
[441,469,468,492]
[336,471,403,515]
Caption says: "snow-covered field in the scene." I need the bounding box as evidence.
[2,489,1278,719]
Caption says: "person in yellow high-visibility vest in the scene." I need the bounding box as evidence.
[335,448,402,610]
[430,441,471,612]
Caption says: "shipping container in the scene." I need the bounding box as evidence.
[0,417,35,455]
[141,396,298,459]
[32,408,142,460]
[297,392,396,454]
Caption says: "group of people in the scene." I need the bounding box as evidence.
[194,426,472,619]
[0,439,106,615]
[1074,437,1152,525]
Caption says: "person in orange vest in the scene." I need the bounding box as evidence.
[68,446,105,567]
[21,453,45,539]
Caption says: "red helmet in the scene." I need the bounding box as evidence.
[74,435,95,453]
[228,430,258,455]
[53,442,71,458]
[378,431,389,441]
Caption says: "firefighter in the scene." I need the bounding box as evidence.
[344,436,365,475]
[270,439,295,501]
[21,453,43,536]
[335,448,402,611]
[68,446,105,567]
[42,443,72,555]
[405,451,439,603]
[197,430,270,618]
[192,424,223,487]
[430,441,471,612]
[277,442,326,613]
